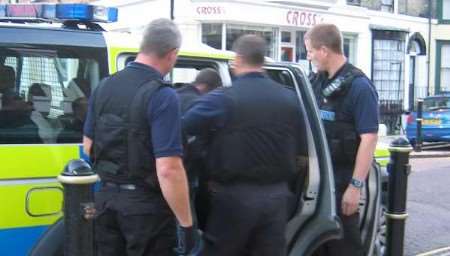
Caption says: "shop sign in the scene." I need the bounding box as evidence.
[196,6,226,15]
[286,10,321,27]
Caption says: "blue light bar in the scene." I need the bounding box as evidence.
[0,4,117,23]
[57,4,118,22]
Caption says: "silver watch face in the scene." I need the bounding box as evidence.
[351,178,363,188]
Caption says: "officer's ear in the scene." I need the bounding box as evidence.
[168,48,179,62]
[319,45,330,57]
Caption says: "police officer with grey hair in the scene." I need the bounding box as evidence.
[183,34,306,256]
[83,18,200,256]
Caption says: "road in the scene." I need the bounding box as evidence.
[405,157,450,256]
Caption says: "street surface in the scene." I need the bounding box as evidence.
[405,157,450,256]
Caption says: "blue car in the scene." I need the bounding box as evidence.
[406,94,450,144]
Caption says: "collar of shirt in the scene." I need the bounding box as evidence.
[234,71,266,81]
[127,61,163,80]
[327,61,350,82]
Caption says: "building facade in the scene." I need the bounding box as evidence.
[99,0,435,133]
[430,0,450,95]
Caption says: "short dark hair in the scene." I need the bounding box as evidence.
[140,18,182,57]
[194,68,222,90]
[232,34,266,66]
[304,24,343,54]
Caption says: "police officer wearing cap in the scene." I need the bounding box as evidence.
[83,18,200,256]
[183,34,306,256]
[305,24,379,256]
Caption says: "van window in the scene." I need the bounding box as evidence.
[0,46,106,144]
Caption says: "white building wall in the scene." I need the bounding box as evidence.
[97,0,432,114]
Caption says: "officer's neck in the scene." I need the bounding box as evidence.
[326,55,347,79]
[234,66,263,76]
[135,53,168,76]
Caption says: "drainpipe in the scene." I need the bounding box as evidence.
[170,0,175,20]
[427,0,432,96]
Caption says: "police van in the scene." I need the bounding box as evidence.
[0,3,389,256]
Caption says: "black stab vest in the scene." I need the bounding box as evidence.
[207,75,301,184]
[91,67,166,187]
[310,63,366,166]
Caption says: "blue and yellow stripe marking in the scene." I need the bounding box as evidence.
[0,144,84,255]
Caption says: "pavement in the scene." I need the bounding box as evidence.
[379,136,450,159]
[410,148,450,158]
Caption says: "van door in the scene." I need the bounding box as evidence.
[263,64,342,255]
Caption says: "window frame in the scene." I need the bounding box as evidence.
[438,0,450,23]
[435,40,450,93]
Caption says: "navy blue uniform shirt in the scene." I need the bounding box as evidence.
[181,73,266,135]
[84,62,183,158]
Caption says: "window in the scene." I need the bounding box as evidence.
[372,30,407,133]
[441,0,450,21]
[347,0,361,6]
[424,97,450,111]
[343,36,357,64]
[398,0,435,18]
[281,31,292,43]
[0,47,104,144]
[295,31,309,72]
[360,0,393,12]
[225,24,278,59]
[202,23,223,50]
[439,44,450,92]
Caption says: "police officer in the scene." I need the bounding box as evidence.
[304,24,379,256]
[183,34,306,256]
[177,68,222,114]
[83,19,199,256]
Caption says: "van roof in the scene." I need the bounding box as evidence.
[104,31,235,60]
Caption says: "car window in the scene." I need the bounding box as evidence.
[424,97,450,111]
[0,46,106,144]
[117,53,226,88]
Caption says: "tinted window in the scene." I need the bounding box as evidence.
[0,46,106,144]
[423,97,450,111]
[265,69,296,88]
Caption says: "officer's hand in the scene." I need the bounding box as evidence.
[82,202,96,220]
[174,225,203,256]
[342,186,361,216]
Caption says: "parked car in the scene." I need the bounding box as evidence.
[406,94,450,145]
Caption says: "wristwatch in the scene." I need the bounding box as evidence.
[350,178,364,189]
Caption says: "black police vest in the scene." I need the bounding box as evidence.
[311,63,366,166]
[206,76,300,184]
[91,67,165,187]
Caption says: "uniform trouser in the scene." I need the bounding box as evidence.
[94,185,176,256]
[202,182,291,256]
[317,165,364,256]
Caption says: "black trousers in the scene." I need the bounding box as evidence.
[202,182,291,256]
[317,166,364,256]
[94,185,176,256]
